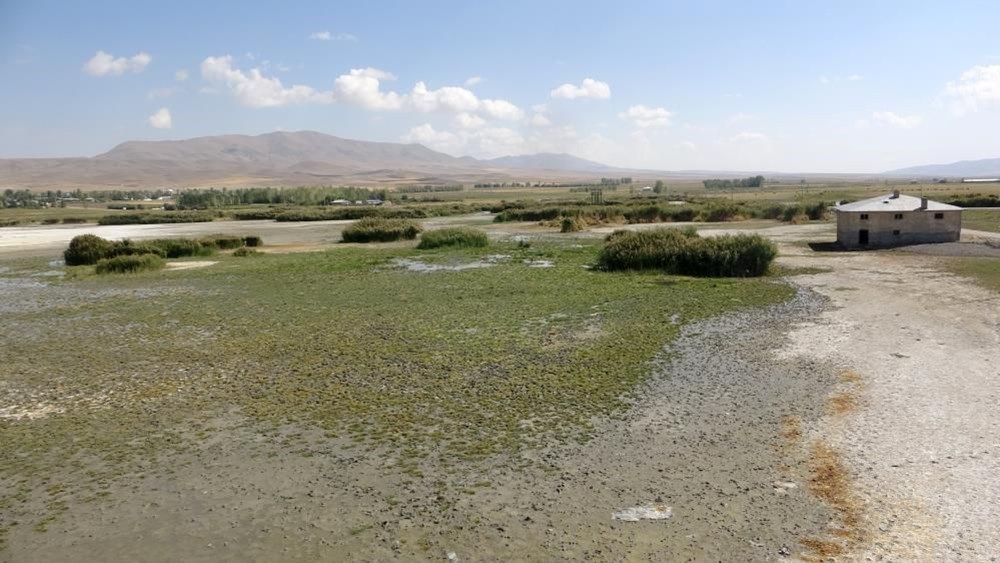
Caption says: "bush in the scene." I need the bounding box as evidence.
[95,253,165,275]
[342,217,422,243]
[61,217,88,224]
[417,228,489,249]
[597,228,777,277]
[41,218,60,225]
[65,234,115,265]
[232,247,262,257]
[200,234,245,250]
[97,212,214,225]
[242,235,263,247]
[146,238,215,258]
[560,217,585,233]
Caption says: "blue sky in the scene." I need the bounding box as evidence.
[3,0,1000,172]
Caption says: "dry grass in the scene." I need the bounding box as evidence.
[800,440,866,559]
[829,392,857,415]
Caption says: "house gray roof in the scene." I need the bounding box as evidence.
[835,193,962,213]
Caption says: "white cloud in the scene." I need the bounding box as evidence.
[464,76,483,87]
[847,74,863,81]
[871,111,922,128]
[528,113,552,127]
[819,75,830,84]
[481,98,524,120]
[944,64,1000,115]
[83,50,151,76]
[175,69,189,81]
[309,30,357,41]
[729,131,770,143]
[402,124,526,158]
[550,78,611,99]
[679,141,697,150]
[147,107,172,129]
[333,67,403,110]
[402,124,464,153]
[409,82,480,113]
[619,104,672,128]
[455,112,486,129]
[201,55,331,108]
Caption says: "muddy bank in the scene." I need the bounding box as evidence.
[3,286,842,562]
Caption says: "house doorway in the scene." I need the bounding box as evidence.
[859,229,869,246]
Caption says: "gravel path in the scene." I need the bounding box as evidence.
[778,247,1000,560]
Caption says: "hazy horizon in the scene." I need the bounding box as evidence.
[3,0,1000,173]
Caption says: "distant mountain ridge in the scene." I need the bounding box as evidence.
[886,157,1000,177]
[0,130,621,188]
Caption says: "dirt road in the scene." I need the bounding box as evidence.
[777,245,1000,559]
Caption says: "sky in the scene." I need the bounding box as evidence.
[3,0,1000,173]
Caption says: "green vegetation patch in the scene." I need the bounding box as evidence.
[963,209,1000,233]
[96,212,215,225]
[94,253,165,274]
[63,235,220,265]
[0,241,792,539]
[342,217,422,243]
[945,256,1000,293]
[597,228,778,277]
[417,228,489,249]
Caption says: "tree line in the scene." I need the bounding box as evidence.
[702,176,765,190]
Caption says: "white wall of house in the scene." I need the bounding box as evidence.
[836,210,962,248]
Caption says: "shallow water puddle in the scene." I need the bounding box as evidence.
[390,255,510,273]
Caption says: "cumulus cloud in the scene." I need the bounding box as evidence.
[871,111,922,128]
[83,50,151,76]
[333,67,404,110]
[455,112,486,129]
[175,69,189,81]
[619,104,672,128]
[528,112,551,127]
[201,55,331,107]
[945,64,1000,115]
[550,78,610,99]
[200,56,522,122]
[410,82,480,113]
[147,107,172,129]
[309,30,357,41]
[464,76,483,87]
[481,98,524,120]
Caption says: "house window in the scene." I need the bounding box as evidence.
[894,213,904,220]
[934,213,944,219]
[893,230,901,236]
[860,213,869,220]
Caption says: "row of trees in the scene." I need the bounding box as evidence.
[702,176,765,190]
[175,186,387,209]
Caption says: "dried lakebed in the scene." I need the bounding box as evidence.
[1,279,843,562]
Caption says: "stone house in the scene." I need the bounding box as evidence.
[834,191,962,248]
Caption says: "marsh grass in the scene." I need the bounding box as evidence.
[0,240,792,539]
[597,228,778,277]
[342,217,422,243]
[94,253,166,274]
[417,228,489,249]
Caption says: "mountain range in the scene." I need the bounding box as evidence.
[885,157,1000,178]
[0,131,624,189]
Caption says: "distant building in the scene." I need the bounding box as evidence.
[962,178,1000,183]
[834,191,962,248]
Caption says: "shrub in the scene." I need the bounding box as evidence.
[560,217,585,233]
[146,238,215,258]
[97,212,214,225]
[64,234,115,265]
[242,235,263,247]
[0,219,20,228]
[342,217,422,243]
[41,218,60,225]
[232,247,262,257]
[61,217,88,224]
[597,228,776,277]
[200,234,245,250]
[94,253,165,275]
[417,228,489,249]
